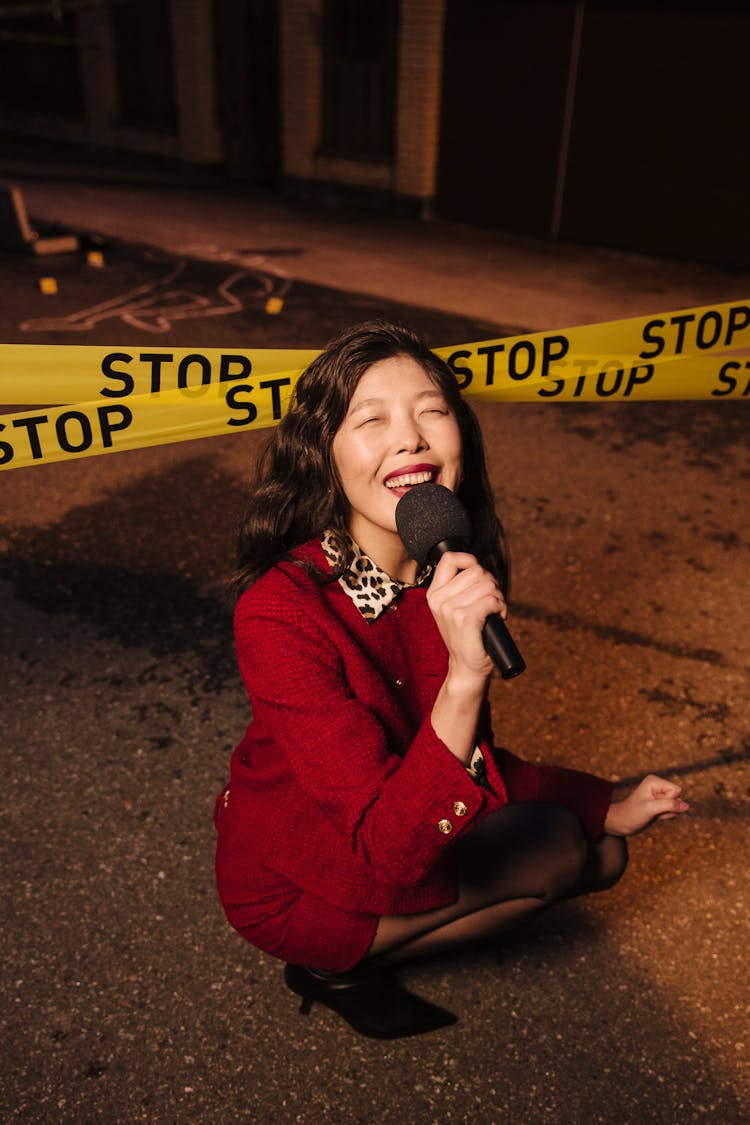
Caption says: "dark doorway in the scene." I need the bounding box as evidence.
[560,3,750,268]
[0,6,84,120]
[437,0,576,236]
[436,1,750,267]
[213,0,281,185]
[320,0,399,161]
[112,0,178,133]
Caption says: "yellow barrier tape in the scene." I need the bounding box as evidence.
[0,301,747,470]
[0,377,295,470]
[0,345,317,405]
[1,351,748,471]
[1,300,748,404]
[434,298,750,391]
[460,351,750,402]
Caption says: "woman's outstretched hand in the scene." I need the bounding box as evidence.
[604,774,689,837]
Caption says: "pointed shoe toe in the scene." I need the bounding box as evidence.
[284,963,457,1039]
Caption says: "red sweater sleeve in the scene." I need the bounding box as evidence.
[234,577,504,889]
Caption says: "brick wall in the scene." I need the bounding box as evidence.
[280,0,445,205]
[396,0,446,205]
[76,0,221,162]
[280,0,322,180]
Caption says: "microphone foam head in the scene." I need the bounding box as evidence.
[395,482,472,564]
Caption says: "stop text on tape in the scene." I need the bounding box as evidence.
[0,300,747,470]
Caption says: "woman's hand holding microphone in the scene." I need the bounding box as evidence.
[427,552,507,765]
[428,551,507,688]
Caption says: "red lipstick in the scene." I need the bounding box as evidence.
[382,463,438,484]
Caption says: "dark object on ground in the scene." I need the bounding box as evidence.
[0,182,78,255]
[284,962,458,1039]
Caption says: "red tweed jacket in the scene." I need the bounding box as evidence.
[215,539,613,919]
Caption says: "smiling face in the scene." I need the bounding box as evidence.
[331,354,463,575]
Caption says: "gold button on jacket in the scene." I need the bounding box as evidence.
[453,800,468,817]
[437,818,453,835]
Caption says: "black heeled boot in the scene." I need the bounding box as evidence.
[284,963,457,1039]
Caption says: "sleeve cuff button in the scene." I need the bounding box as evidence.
[453,801,467,816]
[437,819,453,835]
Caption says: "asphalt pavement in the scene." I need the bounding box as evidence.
[0,175,748,1124]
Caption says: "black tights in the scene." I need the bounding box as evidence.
[367,803,628,964]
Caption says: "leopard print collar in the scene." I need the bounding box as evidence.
[321,529,433,622]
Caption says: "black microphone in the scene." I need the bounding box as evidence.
[395,482,526,680]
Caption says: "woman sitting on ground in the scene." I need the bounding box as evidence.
[214,320,688,1039]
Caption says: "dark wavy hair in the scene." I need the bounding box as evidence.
[232,320,509,595]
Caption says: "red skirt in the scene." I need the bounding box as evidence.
[215,813,378,973]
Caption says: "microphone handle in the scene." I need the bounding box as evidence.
[481,613,526,680]
[428,538,526,680]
